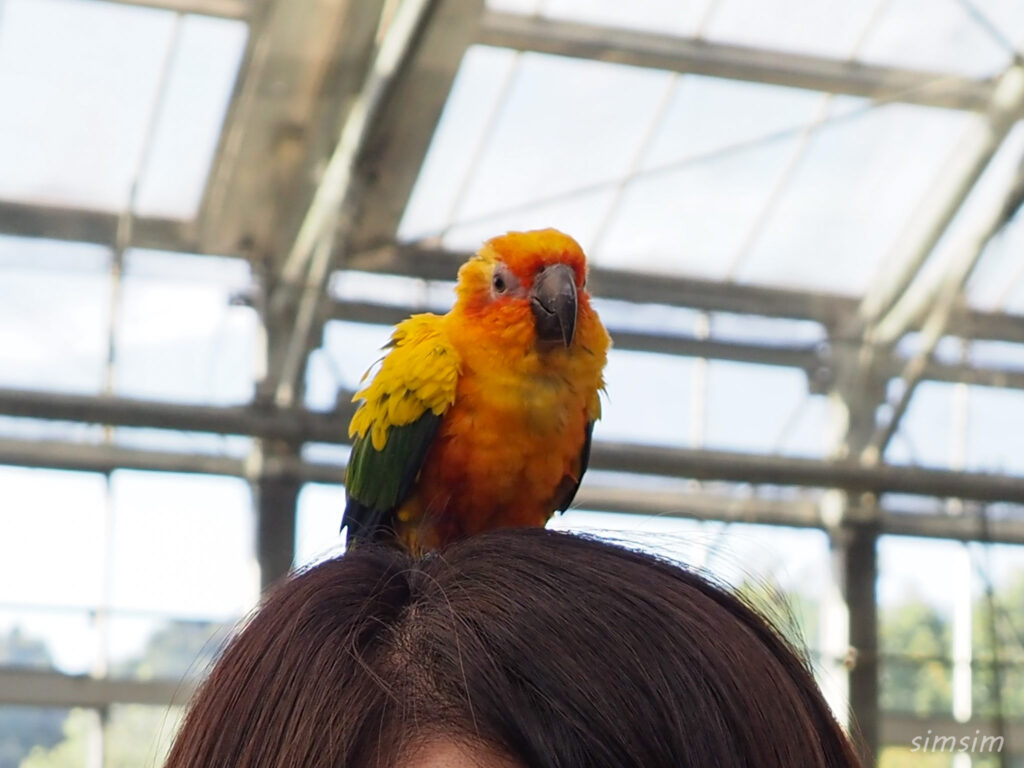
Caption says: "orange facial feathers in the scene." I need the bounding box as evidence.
[344,228,610,552]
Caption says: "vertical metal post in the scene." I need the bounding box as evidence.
[254,452,300,592]
[842,519,880,764]
[824,363,884,765]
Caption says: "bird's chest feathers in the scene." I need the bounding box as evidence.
[465,365,577,434]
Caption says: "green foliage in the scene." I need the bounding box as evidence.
[0,629,65,768]
[880,599,953,717]
[4,621,226,768]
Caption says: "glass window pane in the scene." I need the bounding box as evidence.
[0,610,97,675]
[0,238,110,393]
[0,468,107,609]
[109,471,256,617]
[705,0,881,58]
[592,350,692,446]
[736,102,966,293]
[296,483,347,569]
[705,361,811,454]
[0,0,176,209]
[115,251,256,404]
[133,15,247,219]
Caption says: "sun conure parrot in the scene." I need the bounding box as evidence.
[343,228,610,552]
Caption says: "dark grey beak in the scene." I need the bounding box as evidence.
[530,263,577,348]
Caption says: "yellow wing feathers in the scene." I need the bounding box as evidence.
[349,315,461,451]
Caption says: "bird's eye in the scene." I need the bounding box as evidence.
[492,273,507,293]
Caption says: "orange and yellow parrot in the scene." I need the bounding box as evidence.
[343,228,610,552]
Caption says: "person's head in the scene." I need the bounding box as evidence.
[165,528,863,768]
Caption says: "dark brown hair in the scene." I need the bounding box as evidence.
[165,528,863,768]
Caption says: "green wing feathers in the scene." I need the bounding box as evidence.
[343,315,460,544]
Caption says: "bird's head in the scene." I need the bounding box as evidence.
[454,228,590,350]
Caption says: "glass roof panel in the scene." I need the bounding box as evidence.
[109,471,255,617]
[0,468,106,609]
[399,45,518,240]
[402,52,673,250]
[0,0,176,210]
[114,251,256,404]
[132,14,247,219]
[592,349,693,447]
[858,0,1010,77]
[704,0,880,58]
[640,77,827,171]
[0,237,110,393]
[965,385,1024,475]
[885,380,954,468]
[705,361,813,454]
[593,137,801,278]
[736,100,966,293]
[296,483,348,568]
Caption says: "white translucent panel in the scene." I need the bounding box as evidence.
[882,493,947,514]
[423,53,671,248]
[591,299,699,336]
[859,0,1008,76]
[0,0,175,209]
[0,416,104,444]
[296,483,347,568]
[705,0,880,59]
[737,102,966,293]
[965,386,1024,475]
[642,77,826,171]
[113,427,251,458]
[106,618,228,680]
[301,442,350,465]
[0,611,96,674]
[885,381,954,467]
[305,321,394,410]
[133,15,248,218]
[592,349,692,446]
[400,46,518,240]
[705,361,809,453]
[971,0,1024,48]
[970,542,1024,595]
[879,535,966,611]
[0,468,106,609]
[595,138,797,277]
[966,220,1024,312]
[486,0,542,12]
[774,395,831,458]
[0,238,110,392]
[709,313,826,345]
[967,341,1024,371]
[539,0,714,37]
[109,471,256,616]
[443,188,617,253]
[329,270,451,310]
[115,251,256,404]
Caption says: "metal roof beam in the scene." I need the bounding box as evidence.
[265,0,447,408]
[0,201,198,253]
[477,10,997,111]
[6,436,1024,529]
[859,65,1024,339]
[6,434,1024,504]
[0,669,196,708]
